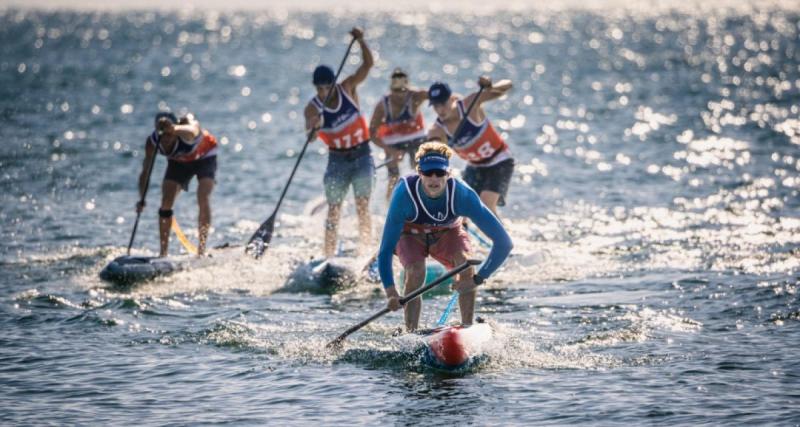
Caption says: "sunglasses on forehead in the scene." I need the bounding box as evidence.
[420,169,448,177]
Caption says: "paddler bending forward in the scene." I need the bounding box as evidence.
[136,112,217,257]
[377,142,513,331]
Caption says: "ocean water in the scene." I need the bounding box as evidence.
[1,3,799,425]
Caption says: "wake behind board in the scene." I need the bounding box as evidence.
[285,257,358,294]
[420,319,493,373]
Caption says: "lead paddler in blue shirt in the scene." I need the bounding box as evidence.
[377,141,513,331]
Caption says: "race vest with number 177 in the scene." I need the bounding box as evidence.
[310,84,370,150]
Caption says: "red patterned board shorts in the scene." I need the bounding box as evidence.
[396,225,472,269]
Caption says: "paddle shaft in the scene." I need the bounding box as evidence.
[171,218,198,255]
[327,259,481,347]
[247,37,357,256]
[448,85,487,147]
[375,156,397,170]
[127,143,160,255]
[436,291,460,326]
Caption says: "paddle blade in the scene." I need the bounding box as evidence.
[326,336,345,350]
[245,215,275,259]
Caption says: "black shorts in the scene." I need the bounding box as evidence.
[164,155,217,191]
[462,158,514,206]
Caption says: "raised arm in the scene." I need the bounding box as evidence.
[341,28,373,91]
[409,88,429,111]
[172,116,201,141]
[463,76,513,122]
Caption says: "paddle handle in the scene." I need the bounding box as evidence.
[436,291,460,326]
[127,143,159,255]
[327,259,481,348]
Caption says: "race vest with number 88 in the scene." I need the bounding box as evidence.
[452,121,507,163]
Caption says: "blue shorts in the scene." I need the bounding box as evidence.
[324,143,375,204]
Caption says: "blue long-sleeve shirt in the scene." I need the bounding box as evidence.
[377,177,513,288]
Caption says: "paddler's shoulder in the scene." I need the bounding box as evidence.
[451,176,474,196]
[389,176,416,202]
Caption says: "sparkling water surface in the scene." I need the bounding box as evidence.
[1,3,799,425]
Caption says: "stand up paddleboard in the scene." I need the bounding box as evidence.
[286,258,358,294]
[99,244,235,286]
[99,255,191,285]
[420,319,493,372]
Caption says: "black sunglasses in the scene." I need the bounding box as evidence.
[420,169,447,177]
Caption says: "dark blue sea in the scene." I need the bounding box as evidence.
[1,3,799,425]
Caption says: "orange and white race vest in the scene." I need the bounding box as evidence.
[310,84,370,150]
[435,100,510,166]
[148,129,218,163]
[377,94,426,145]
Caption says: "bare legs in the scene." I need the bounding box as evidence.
[384,145,403,202]
[402,261,426,331]
[401,250,476,331]
[196,178,214,255]
[158,178,214,257]
[325,196,372,258]
[355,196,371,256]
[449,251,477,326]
[158,180,180,257]
[324,203,342,258]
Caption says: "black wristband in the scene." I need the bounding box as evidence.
[473,274,484,285]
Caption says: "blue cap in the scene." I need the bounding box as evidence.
[313,65,335,85]
[154,112,177,129]
[428,82,452,105]
[418,153,450,172]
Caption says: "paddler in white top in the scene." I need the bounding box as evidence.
[304,27,375,258]
[369,67,429,201]
[136,112,218,257]
[427,76,515,217]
